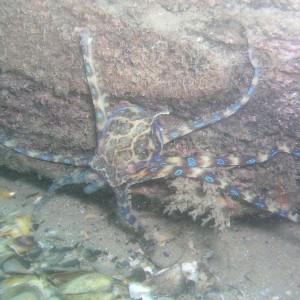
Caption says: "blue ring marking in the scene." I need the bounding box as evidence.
[187,157,196,167]
[204,175,215,183]
[150,167,158,172]
[246,158,256,165]
[160,162,168,166]
[231,104,241,111]
[170,131,179,139]
[248,87,254,95]
[212,115,221,121]
[42,155,49,161]
[254,200,266,209]
[216,158,225,165]
[127,214,136,225]
[96,112,103,119]
[14,147,24,153]
[153,155,162,162]
[271,148,279,157]
[279,210,287,218]
[193,120,204,129]
[83,45,89,56]
[293,150,300,157]
[85,64,92,75]
[230,189,239,196]
[255,69,261,76]
[63,158,71,164]
[174,169,183,176]
[119,206,130,217]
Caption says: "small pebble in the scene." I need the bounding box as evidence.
[115,260,130,269]
[129,258,140,268]
[203,250,215,260]
[129,267,147,282]
[128,282,151,299]
[285,290,292,296]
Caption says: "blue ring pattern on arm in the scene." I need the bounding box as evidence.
[246,158,256,165]
[212,115,221,121]
[174,169,183,176]
[294,150,300,157]
[216,158,225,165]
[193,120,205,129]
[248,87,254,95]
[271,148,279,157]
[204,175,215,183]
[85,64,92,75]
[255,69,261,76]
[187,157,196,167]
[279,211,286,218]
[231,104,241,111]
[255,200,266,209]
[96,112,103,119]
[170,131,179,139]
[230,188,240,196]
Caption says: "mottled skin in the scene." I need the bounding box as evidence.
[0,32,299,245]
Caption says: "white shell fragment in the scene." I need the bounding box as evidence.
[129,282,152,299]
[129,261,200,298]
[143,266,154,275]
[181,261,199,282]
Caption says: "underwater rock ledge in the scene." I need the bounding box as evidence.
[0,1,299,222]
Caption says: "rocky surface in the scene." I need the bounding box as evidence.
[0,1,299,223]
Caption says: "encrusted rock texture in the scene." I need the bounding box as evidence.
[0,0,299,224]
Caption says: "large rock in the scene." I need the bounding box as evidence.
[0,1,299,223]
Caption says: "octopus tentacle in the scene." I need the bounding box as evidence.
[34,171,105,212]
[0,135,91,166]
[163,49,260,143]
[80,32,108,136]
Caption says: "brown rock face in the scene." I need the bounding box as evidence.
[0,1,299,223]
